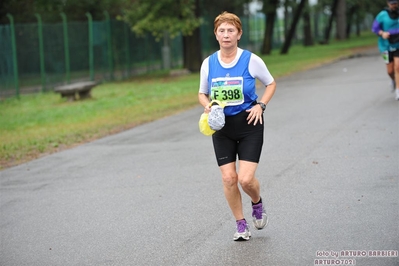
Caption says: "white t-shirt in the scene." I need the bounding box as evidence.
[198,48,274,94]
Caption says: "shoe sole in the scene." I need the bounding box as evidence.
[233,232,251,241]
[253,217,269,230]
[234,236,250,241]
[234,235,251,241]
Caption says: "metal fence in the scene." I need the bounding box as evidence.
[0,12,373,98]
[1,14,181,97]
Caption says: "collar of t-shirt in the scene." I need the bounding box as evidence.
[217,48,244,68]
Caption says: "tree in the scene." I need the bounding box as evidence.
[120,0,201,40]
[302,0,314,46]
[335,0,346,39]
[261,0,280,55]
[321,0,338,44]
[282,0,297,43]
[0,0,55,23]
[0,0,124,23]
[120,0,251,71]
[346,0,368,38]
[182,0,202,72]
[119,0,202,71]
[280,0,307,54]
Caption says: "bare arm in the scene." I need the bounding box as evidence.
[246,80,277,125]
[198,93,211,113]
[258,80,276,105]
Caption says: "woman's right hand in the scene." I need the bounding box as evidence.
[204,105,211,114]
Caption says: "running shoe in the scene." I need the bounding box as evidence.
[252,202,268,230]
[233,219,251,241]
[395,89,399,100]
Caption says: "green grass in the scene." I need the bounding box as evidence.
[0,31,378,169]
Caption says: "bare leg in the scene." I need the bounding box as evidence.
[393,57,399,88]
[393,58,399,100]
[386,62,395,81]
[237,160,261,204]
[220,162,244,220]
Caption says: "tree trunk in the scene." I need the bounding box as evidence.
[280,0,306,54]
[322,0,339,44]
[314,12,319,41]
[261,0,279,55]
[261,14,276,54]
[183,28,202,72]
[182,0,202,72]
[284,1,289,39]
[302,0,313,46]
[346,5,356,38]
[336,0,346,40]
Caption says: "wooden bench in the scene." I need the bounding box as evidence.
[54,81,98,101]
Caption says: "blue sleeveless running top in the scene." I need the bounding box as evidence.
[207,50,257,116]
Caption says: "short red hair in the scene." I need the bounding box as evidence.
[214,12,242,34]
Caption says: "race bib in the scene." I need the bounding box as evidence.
[382,51,389,64]
[210,77,244,106]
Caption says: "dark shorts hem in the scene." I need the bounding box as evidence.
[212,111,264,167]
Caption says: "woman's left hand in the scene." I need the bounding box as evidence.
[246,105,263,125]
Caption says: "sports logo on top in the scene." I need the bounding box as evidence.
[210,77,244,106]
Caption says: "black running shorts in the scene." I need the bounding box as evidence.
[385,49,399,64]
[212,110,264,166]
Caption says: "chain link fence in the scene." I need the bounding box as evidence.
[0,12,373,98]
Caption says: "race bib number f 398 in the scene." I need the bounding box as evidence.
[210,77,244,106]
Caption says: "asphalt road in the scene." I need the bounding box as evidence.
[1,49,398,266]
